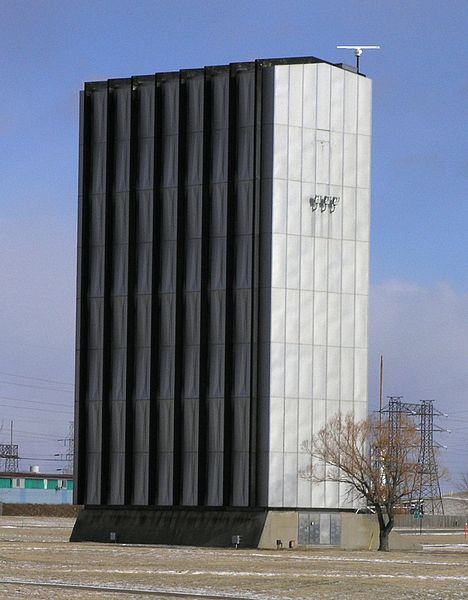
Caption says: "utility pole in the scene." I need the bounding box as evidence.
[379,355,384,426]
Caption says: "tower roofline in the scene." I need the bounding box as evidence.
[84,55,366,88]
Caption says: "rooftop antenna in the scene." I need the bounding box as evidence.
[336,45,380,74]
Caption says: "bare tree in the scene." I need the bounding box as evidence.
[458,473,468,492]
[301,413,422,551]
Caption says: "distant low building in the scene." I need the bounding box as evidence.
[0,471,73,504]
[441,492,468,517]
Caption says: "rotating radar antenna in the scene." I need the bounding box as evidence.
[336,45,380,73]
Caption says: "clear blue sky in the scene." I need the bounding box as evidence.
[0,0,467,486]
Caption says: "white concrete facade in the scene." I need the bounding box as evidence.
[267,62,372,509]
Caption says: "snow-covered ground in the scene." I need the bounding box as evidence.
[0,517,468,599]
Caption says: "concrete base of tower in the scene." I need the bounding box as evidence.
[70,506,269,547]
[70,507,421,550]
[258,511,422,550]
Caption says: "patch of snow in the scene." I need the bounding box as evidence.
[249,552,466,568]
[0,578,287,600]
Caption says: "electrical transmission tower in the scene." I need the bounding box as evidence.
[416,400,444,515]
[58,421,74,474]
[0,421,19,472]
[383,397,445,515]
[0,444,19,472]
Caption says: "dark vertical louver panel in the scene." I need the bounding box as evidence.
[255,64,274,507]
[124,79,138,505]
[99,82,115,505]
[148,75,163,505]
[222,66,236,507]
[197,68,212,506]
[206,70,229,506]
[108,81,132,505]
[133,78,156,505]
[172,72,187,506]
[248,62,266,507]
[77,60,270,510]
[181,72,204,506]
[231,67,256,507]
[75,89,90,505]
[84,84,109,505]
[156,75,179,506]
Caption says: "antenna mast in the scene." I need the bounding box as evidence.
[336,45,381,73]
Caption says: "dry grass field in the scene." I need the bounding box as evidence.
[0,517,467,599]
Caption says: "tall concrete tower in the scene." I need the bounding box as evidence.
[72,55,371,548]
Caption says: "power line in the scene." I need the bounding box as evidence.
[19,456,68,462]
[0,380,73,393]
[14,430,64,439]
[0,394,72,409]
[0,340,71,352]
[14,433,63,442]
[18,456,71,462]
[0,403,72,415]
[0,417,69,426]
[14,439,53,444]
[0,371,73,387]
